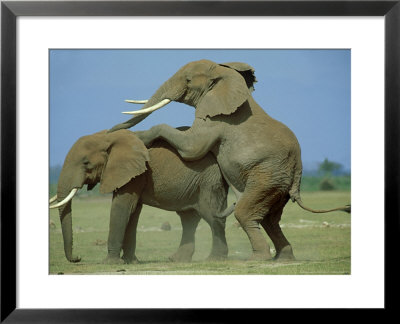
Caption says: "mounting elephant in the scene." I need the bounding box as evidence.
[109,59,350,261]
[49,128,233,264]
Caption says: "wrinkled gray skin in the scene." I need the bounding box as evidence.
[110,59,350,261]
[54,128,232,264]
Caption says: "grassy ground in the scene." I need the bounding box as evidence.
[49,191,351,275]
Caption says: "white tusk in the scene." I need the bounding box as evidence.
[125,99,149,104]
[49,194,58,204]
[49,188,78,209]
[122,99,171,115]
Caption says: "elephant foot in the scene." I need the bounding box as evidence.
[122,255,139,264]
[248,251,273,261]
[169,252,193,263]
[274,245,295,261]
[103,255,125,265]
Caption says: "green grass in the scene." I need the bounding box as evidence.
[300,175,351,191]
[49,191,351,275]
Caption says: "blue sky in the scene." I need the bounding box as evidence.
[50,49,350,171]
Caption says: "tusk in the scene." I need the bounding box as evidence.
[122,99,171,115]
[49,194,58,204]
[49,188,78,209]
[125,99,149,104]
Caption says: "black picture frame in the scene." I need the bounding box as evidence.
[1,0,398,322]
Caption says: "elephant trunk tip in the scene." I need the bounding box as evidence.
[68,256,82,263]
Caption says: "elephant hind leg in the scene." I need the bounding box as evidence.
[234,185,284,261]
[170,210,201,262]
[260,196,295,261]
[201,212,228,260]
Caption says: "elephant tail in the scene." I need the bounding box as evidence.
[215,202,236,218]
[294,196,351,214]
[289,158,350,214]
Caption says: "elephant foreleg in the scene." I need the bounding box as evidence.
[170,210,201,262]
[105,180,144,264]
[121,202,143,264]
[135,122,219,161]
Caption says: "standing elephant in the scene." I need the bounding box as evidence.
[49,128,233,264]
[109,59,350,261]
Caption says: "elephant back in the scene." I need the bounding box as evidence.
[142,139,224,210]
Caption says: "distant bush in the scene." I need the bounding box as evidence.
[318,158,344,176]
[319,178,336,191]
[300,175,350,192]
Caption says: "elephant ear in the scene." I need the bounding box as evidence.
[196,66,251,119]
[100,130,150,194]
[219,62,257,92]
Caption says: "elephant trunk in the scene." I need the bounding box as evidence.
[58,200,81,262]
[141,72,185,109]
[109,73,185,132]
[56,167,83,263]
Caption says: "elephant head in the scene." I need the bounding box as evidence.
[49,130,149,262]
[109,60,257,131]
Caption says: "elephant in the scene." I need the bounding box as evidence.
[109,59,350,261]
[49,128,234,264]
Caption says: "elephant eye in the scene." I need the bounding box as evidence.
[83,159,93,170]
[209,77,220,89]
